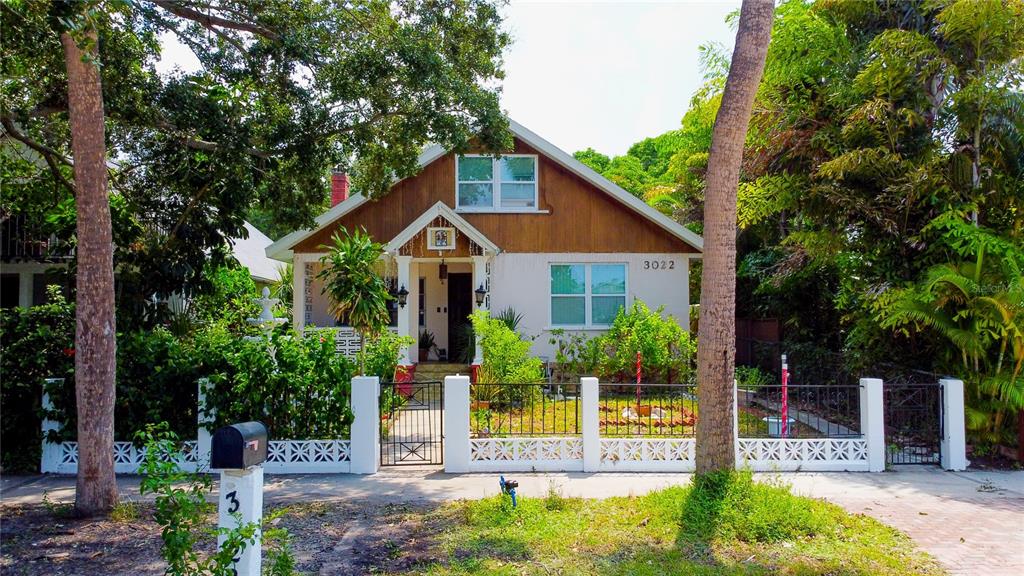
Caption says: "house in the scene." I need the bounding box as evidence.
[0,217,281,308]
[266,119,703,367]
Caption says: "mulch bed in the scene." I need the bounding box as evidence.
[0,500,448,576]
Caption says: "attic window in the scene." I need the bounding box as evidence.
[456,155,537,211]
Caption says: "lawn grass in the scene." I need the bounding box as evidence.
[402,472,943,575]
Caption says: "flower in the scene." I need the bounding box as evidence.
[63,347,75,357]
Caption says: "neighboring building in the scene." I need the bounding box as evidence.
[231,222,283,290]
[0,216,280,309]
[267,119,703,366]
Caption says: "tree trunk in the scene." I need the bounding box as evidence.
[695,0,773,474]
[62,30,118,515]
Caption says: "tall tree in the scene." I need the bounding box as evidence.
[3,0,510,514]
[696,0,773,473]
[61,21,118,515]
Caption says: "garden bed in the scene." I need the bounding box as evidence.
[470,393,816,438]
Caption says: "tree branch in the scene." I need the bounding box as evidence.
[150,1,280,41]
[1,115,73,166]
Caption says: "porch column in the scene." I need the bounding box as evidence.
[395,255,413,365]
[292,255,306,332]
[471,254,489,366]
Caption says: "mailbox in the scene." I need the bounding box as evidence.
[211,421,268,470]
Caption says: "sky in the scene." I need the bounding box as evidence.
[500,1,739,156]
[157,1,740,159]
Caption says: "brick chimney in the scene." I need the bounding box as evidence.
[331,171,349,206]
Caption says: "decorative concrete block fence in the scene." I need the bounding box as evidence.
[40,376,382,475]
[40,373,967,475]
[445,375,967,474]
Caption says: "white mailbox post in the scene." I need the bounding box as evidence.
[211,422,268,576]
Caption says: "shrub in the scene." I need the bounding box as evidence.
[137,424,296,575]
[0,288,74,472]
[599,301,696,383]
[196,326,357,439]
[359,329,415,380]
[735,365,773,390]
[548,329,603,383]
[43,327,200,444]
[470,310,544,384]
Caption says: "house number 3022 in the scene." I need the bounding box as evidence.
[643,260,675,270]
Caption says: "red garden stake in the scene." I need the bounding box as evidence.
[636,351,642,402]
[781,354,789,438]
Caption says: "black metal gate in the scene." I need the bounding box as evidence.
[884,383,942,465]
[380,380,444,466]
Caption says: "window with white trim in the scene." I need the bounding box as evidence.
[456,155,537,210]
[550,263,627,327]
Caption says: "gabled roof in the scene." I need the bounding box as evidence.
[230,222,282,283]
[266,118,703,261]
[386,201,499,255]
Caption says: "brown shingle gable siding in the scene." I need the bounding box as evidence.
[293,138,697,254]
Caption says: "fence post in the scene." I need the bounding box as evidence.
[860,378,885,472]
[939,378,968,471]
[196,378,212,471]
[40,379,63,473]
[444,374,471,473]
[350,375,380,474]
[581,377,600,472]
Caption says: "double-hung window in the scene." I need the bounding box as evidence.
[456,155,538,210]
[550,263,627,327]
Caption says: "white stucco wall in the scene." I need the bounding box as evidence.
[489,252,694,359]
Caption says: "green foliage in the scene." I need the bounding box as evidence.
[734,366,773,390]
[469,310,544,384]
[0,287,74,472]
[317,228,392,373]
[2,0,512,321]
[418,329,436,351]
[548,329,604,382]
[547,301,695,384]
[137,424,295,576]
[876,234,1023,445]
[359,330,416,381]
[184,264,261,333]
[572,148,610,173]
[493,307,525,333]
[681,471,836,543]
[43,327,201,444]
[196,327,356,439]
[600,301,696,384]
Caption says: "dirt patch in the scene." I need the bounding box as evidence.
[0,500,448,576]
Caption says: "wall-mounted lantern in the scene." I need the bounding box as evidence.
[475,283,487,306]
[396,285,409,308]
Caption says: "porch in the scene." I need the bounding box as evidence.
[290,202,498,367]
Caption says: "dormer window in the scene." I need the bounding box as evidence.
[456,155,538,211]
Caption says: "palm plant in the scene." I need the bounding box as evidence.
[317,228,392,374]
[878,232,1023,444]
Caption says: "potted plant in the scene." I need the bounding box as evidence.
[418,329,435,362]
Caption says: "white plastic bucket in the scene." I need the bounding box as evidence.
[762,416,796,438]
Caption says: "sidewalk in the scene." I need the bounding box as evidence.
[4,467,1023,575]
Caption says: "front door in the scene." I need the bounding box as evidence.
[447,272,473,363]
